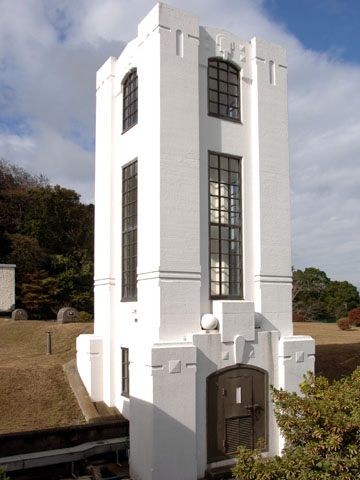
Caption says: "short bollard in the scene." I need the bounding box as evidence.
[47,332,52,355]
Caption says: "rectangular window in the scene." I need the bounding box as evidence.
[209,152,243,299]
[122,160,137,301]
[121,347,130,397]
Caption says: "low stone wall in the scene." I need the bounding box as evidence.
[0,420,129,457]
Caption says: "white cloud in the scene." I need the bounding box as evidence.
[0,0,359,289]
[0,132,36,153]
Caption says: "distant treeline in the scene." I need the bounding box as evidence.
[0,159,94,319]
[293,267,360,322]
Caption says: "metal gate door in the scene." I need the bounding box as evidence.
[207,365,267,463]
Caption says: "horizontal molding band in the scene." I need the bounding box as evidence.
[254,275,292,284]
[138,270,201,282]
[94,278,116,287]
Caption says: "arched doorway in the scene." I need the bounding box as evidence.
[207,364,267,463]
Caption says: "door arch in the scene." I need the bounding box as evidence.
[207,364,268,463]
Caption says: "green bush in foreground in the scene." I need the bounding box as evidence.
[232,367,360,479]
[78,311,93,323]
[0,466,8,480]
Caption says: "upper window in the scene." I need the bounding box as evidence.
[122,69,138,132]
[208,58,240,122]
[122,160,137,301]
[209,152,243,299]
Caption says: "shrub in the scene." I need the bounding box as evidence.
[337,317,351,330]
[292,313,306,322]
[348,306,360,326]
[232,367,360,479]
[78,311,93,323]
[0,466,8,480]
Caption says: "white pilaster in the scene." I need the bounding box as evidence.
[93,56,117,405]
[250,37,293,336]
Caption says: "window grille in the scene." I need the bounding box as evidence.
[123,69,138,132]
[121,347,130,396]
[122,160,137,301]
[208,58,240,122]
[209,152,243,298]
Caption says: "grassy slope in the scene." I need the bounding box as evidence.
[0,320,359,434]
[0,319,93,434]
[294,322,360,381]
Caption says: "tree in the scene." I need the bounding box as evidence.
[293,268,360,322]
[325,281,360,319]
[48,249,93,314]
[21,270,61,319]
[6,234,47,278]
[293,268,330,302]
[232,367,360,479]
[292,268,330,321]
[0,158,48,236]
[21,185,93,256]
[0,159,94,319]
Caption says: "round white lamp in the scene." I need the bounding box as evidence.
[201,313,219,331]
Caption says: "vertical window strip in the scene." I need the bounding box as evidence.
[121,347,130,397]
[122,160,138,301]
[209,152,243,299]
[122,70,138,132]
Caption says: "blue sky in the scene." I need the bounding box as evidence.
[0,0,359,290]
[265,0,360,63]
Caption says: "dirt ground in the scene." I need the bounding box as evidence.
[0,318,93,434]
[0,319,359,434]
[294,322,360,381]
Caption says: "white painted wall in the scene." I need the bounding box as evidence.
[77,4,315,479]
[0,265,15,311]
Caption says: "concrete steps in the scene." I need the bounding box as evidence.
[205,464,235,479]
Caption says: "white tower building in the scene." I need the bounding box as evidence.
[77,4,315,479]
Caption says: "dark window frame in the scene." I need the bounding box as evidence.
[209,151,243,300]
[122,160,137,301]
[208,58,240,122]
[121,347,130,397]
[122,69,138,133]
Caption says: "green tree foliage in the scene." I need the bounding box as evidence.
[21,185,93,255]
[293,268,359,321]
[325,281,360,319]
[0,159,94,319]
[21,270,61,318]
[232,367,360,479]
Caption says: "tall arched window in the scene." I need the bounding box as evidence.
[208,58,240,121]
[122,69,138,132]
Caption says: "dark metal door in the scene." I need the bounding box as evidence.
[222,374,253,453]
[207,365,267,463]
